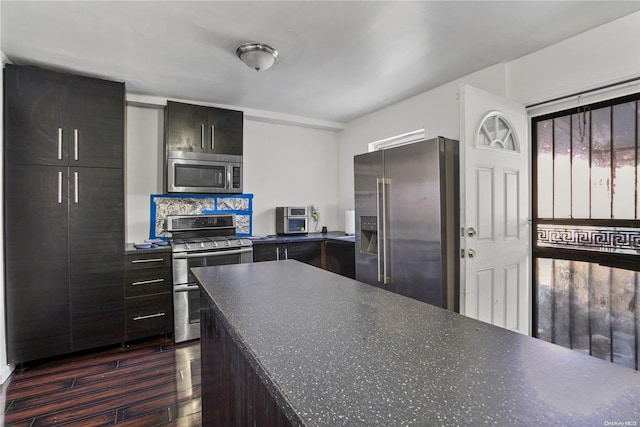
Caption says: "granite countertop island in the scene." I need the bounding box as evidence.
[193,260,640,426]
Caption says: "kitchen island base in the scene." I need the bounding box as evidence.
[201,295,298,426]
[195,260,640,426]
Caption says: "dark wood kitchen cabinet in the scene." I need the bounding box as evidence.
[253,241,322,268]
[165,100,243,156]
[124,251,173,341]
[253,237,355,279]
[4,64,125,364]
[324,240,356,279]
[4,64,123,168]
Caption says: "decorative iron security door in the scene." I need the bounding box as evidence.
[532,92,640,370]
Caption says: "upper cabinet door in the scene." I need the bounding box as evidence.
[208,107,243,156]
[166,101,243,155]
[4,64,71,166]
[4,64,124,168]
[165,101,209,152]
[67,74,124,168]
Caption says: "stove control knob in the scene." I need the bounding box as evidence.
[185,243,191,250]
[199,242,205,248]
[226,240,231,246]
[213,241,218,247]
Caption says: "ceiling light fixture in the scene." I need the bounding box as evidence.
[236,43,279,72]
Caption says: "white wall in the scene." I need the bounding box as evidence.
[125,105,340,242]
[125,105,164,243]
[0,0,11,386]
[244,120,339,236]
[506,11,640,106]
[336,64,506,219]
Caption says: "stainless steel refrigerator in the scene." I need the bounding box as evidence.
[354,137,459,311]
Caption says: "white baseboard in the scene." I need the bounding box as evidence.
[1,364,14,384]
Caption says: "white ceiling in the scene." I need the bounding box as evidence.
[2,1,640,124]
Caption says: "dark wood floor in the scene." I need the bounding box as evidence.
[1,338,201,426]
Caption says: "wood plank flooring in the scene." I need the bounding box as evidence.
[1,338,201,426]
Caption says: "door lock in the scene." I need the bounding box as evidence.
[467,227,477,238]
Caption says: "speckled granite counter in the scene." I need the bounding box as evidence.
[194,260,640,426]
[250,231,354,244]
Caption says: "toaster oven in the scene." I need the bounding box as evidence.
[276,206,308,235]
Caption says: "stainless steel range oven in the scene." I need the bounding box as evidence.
[165,214,253,343]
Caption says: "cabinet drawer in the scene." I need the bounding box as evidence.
[125,294,173,341]
[125,268,172,298]
[125,252,171,270]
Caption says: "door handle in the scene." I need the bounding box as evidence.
[74,172,79,203]
[57,128,63,160]
[132,278,165,286]
[376,178,382,282]
[131,258,164,264]
[74,129,79,161]
[57,171,63,204]
[467,248,476,259]
[133,312,166,321]
[376,177,391,284]
[172,248,252,259]
[467,227,477,237]
[381,178,390,284]
[174,284,200,292]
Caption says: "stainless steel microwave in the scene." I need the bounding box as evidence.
[166,150,242,194]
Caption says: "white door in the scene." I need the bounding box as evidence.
[459,84,530,335]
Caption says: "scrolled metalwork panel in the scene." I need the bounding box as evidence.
[537,224,640,255]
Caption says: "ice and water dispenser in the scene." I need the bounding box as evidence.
[359,216,378,254]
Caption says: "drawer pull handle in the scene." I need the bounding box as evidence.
[132,278,165,286]
[133,312,166,321]
[131,258,164,264]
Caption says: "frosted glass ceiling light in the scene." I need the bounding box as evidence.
[236,43,279,72]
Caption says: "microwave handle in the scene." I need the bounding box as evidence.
[211,125,215,150]
[200,124,205,150]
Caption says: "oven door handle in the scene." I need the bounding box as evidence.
[174,284,200,292]
[172,248,253,259]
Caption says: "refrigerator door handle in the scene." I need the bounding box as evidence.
[376,178,383,282]
[378,177,390,285]
[382,177,389,285]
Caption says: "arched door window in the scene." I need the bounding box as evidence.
[477,111,520,152]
